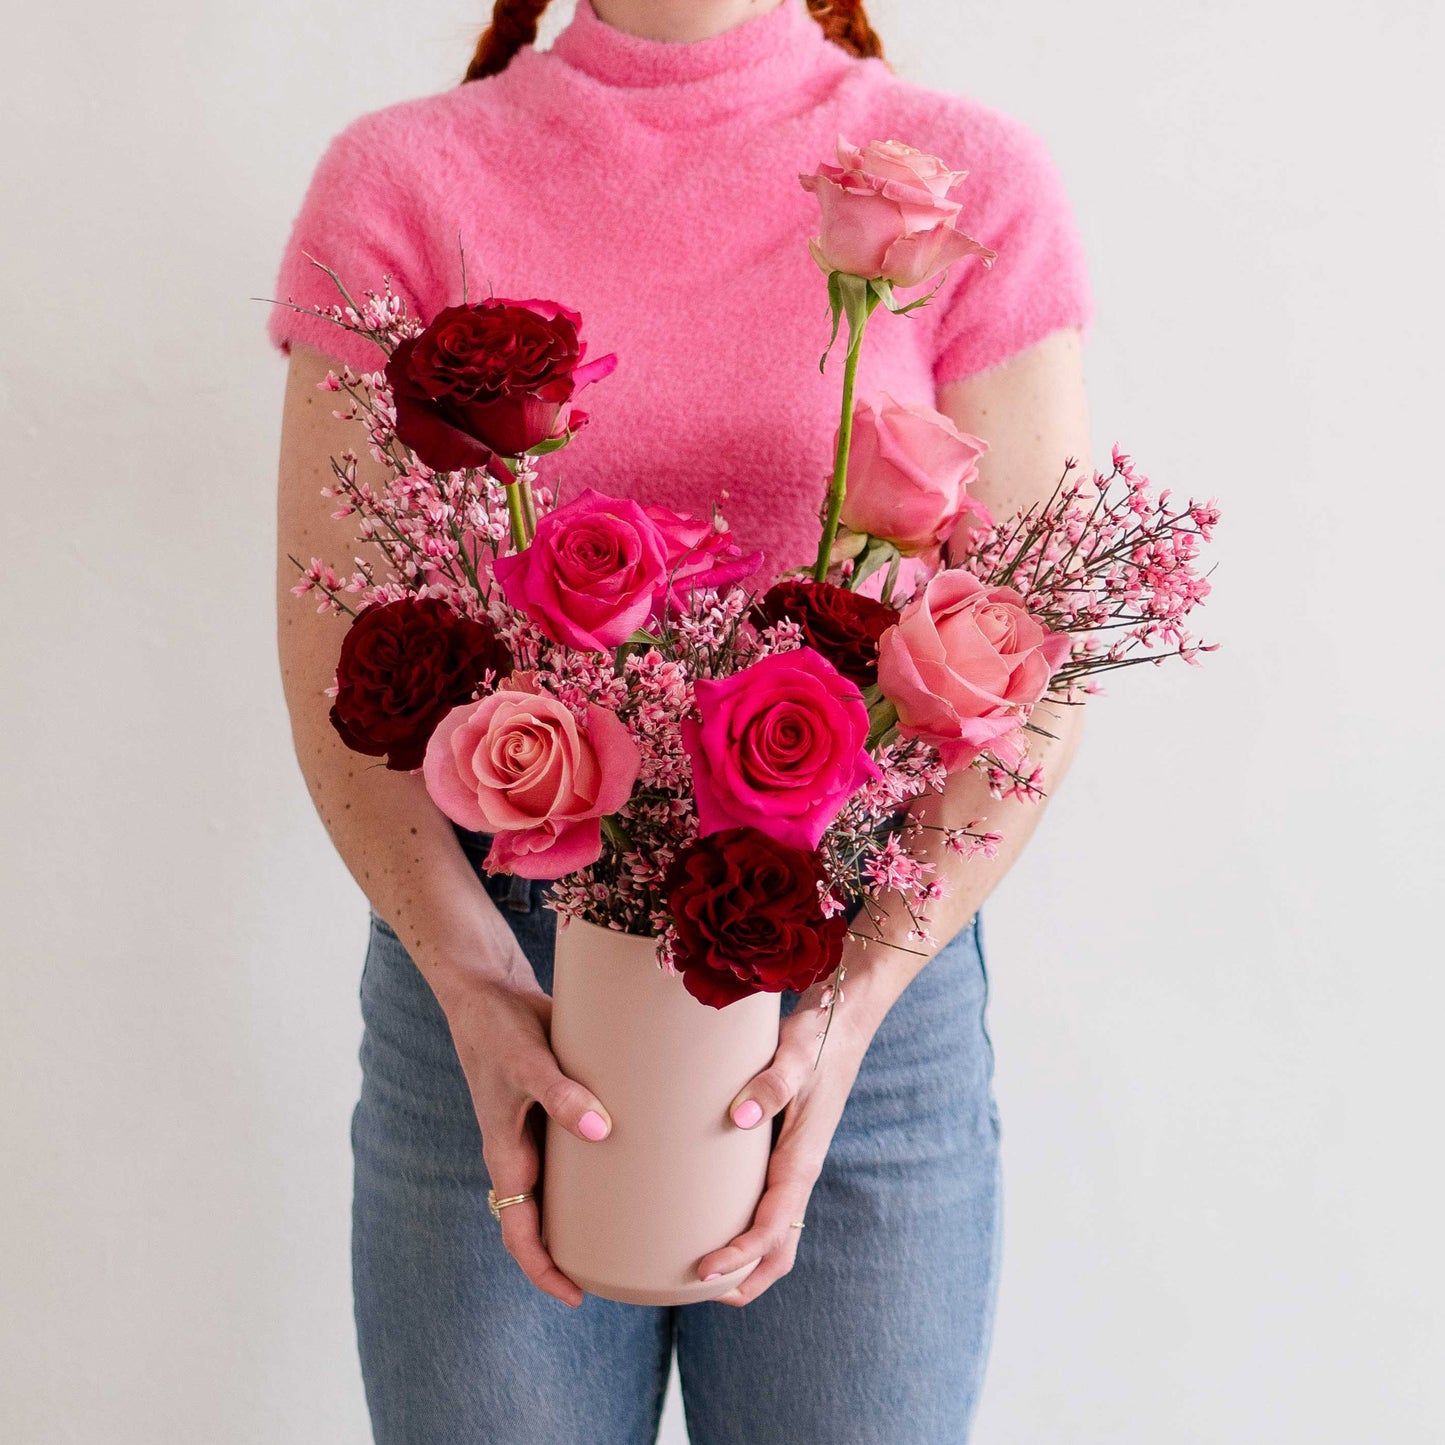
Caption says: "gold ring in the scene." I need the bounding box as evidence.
[789,1220,806,1230]
[488,1188,533,1221]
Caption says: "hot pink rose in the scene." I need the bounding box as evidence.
[840,393,992,556]
[493,488,669,651]
[798,135,996,287]
[876,571,1070,769]
[682,647,878,851]
[644,503,762,611]
[422,685,641,879]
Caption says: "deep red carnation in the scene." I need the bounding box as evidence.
[664,828,846,1009]
[330,598,511,771]
[755,579,899,687]
[385,299,617,471]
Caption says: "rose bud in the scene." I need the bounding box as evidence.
[329,597,511,772]
[876,571,1069,769]
[799,135,995,288]
[665,827,847,1009]
[385,298,617,472]
[755,580,898,688]
[839,393,992,556]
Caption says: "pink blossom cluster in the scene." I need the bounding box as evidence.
[964,447,1219,695]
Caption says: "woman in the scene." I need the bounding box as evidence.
[270,0,1092,1439]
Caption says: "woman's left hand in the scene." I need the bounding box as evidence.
[694,979,876,1305]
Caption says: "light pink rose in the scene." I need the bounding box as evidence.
[840,392,992,556]
[423,685,641,879]
[876,571,1069,769]
[493,487,668,651]
[798,135,996,287]
[643,503,762,611]
[682,647,878,851]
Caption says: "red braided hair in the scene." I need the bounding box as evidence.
[464,0,884,82]
[803,0,885,61]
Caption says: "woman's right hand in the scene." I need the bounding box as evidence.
[433,936,612,1309]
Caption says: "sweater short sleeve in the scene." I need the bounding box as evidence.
[928,110,1094,388]
[265,113,438,375]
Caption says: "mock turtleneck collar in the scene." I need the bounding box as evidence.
[549,0,828,92]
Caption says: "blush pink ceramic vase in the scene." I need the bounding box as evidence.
[542,917,781,1305]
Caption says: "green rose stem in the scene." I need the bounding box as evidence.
[502,456,537,551]
[519,473,538,540]
[504,483,528,551]
[812,275,883,584]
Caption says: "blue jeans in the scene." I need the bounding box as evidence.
[352,831,1002,1443]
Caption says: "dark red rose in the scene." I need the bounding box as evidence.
[665,827,846,1009]
[385,299,617,471]
[330,598,511,771]
[755,579,899,687]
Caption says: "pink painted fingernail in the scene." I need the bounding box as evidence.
[703,1272,723,1282]
[578,1110,609,1141]
[732,1099,763,1129]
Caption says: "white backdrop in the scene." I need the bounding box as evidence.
[4,2,1442,1441]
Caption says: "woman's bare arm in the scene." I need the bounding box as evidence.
[275,340,610,1307]
[844,324,1093,1030]
[699,325,1093,1302]
[275,342,527,1001]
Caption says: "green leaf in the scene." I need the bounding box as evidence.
[865,699,900,751]
[525,434,571,457]
[874,273,948,317]
[848,537,900,592]
[879,555,902,607]
[837,272,873,327]
[819,269,845,372]
[821,272,880,370]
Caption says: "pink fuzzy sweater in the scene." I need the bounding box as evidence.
[267,0,1093,580]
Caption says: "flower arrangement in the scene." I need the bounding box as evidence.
[281,133,1217,1021]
